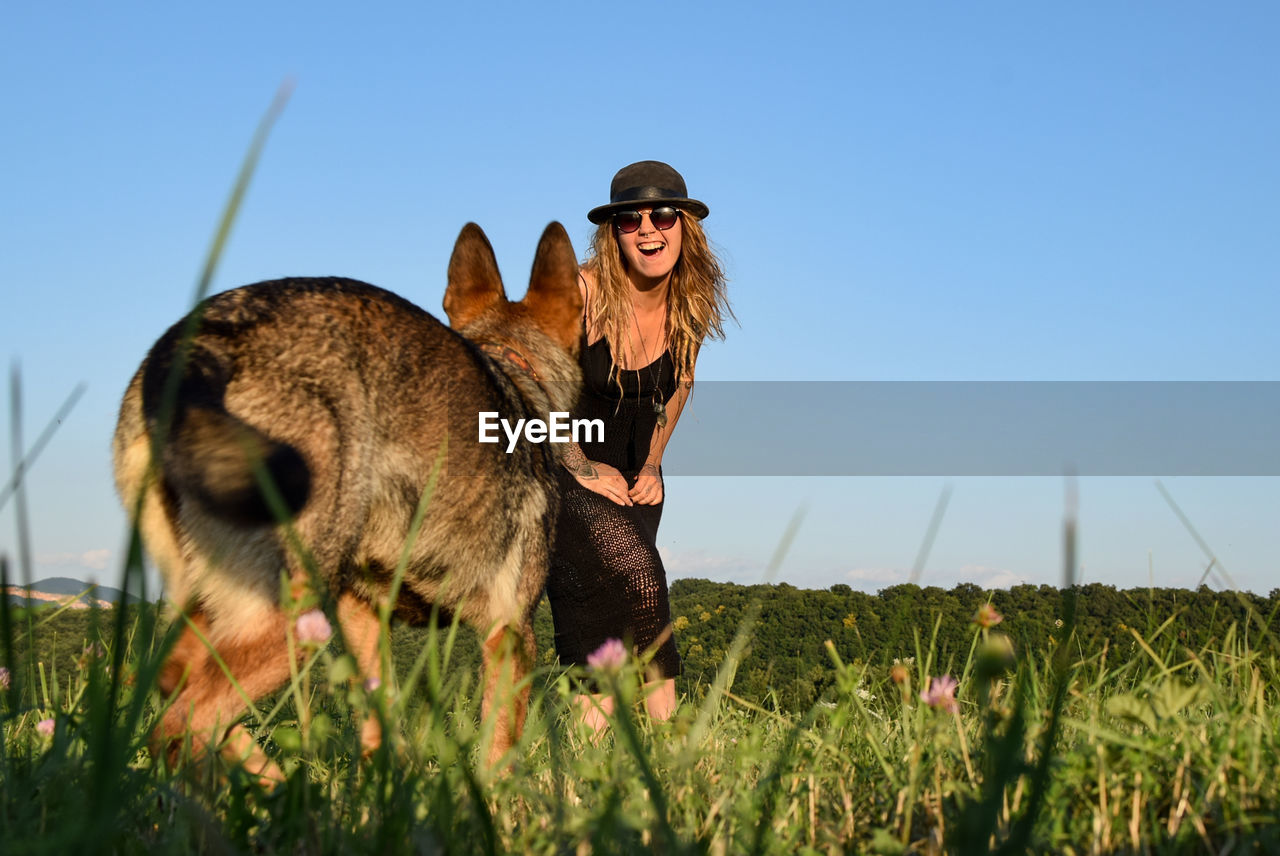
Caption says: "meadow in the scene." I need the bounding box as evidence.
[3,542,1280,854]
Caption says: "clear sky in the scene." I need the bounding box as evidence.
[2,3,1277,596]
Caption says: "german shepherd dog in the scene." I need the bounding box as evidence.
[113,222,582,773]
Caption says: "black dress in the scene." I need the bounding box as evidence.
[546,336,682,678]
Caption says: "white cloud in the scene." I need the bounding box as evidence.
[911,564,1027,590]
[33,548,113,576]
[843,566,908,586]
[841,564,1027,591]
[659,547,765,581]
[80,549,111,571]
[956,565,1026,590]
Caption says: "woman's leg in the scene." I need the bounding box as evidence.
[642,678,677,720]
[576,678,673,733]
[574,691,615,736]
[549,485,681,733]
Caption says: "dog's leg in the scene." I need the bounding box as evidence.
[153,607,295,781]
[336,592,383,754]
[480,620,535,768]
[156,606,213,701]
[219,724,285,785]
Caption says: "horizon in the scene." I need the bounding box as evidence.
[10,570,1276,601]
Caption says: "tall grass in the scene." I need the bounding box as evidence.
[4,566,1280,853]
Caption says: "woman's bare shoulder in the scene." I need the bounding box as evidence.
[577,265,597,297]
[577,266,598,339]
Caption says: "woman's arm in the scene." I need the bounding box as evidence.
[629,370,694,505]
[560,440,633,506]
[557,266,636,505]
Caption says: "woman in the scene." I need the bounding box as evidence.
[547,160,731,729]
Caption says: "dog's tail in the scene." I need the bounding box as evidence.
[162,404,311,526]
[143,336,311,526]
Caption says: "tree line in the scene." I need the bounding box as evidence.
[5,581,1278,714]
[667,579,1280,711]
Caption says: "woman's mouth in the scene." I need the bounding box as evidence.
[638,241,665,257]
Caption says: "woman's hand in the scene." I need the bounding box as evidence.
[628,463,664,505]
[567,459,633,506]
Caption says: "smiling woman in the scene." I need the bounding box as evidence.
[546,161,733,733]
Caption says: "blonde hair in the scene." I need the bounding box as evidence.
[583,212,732,387]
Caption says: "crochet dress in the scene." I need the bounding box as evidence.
[545,335,682,678]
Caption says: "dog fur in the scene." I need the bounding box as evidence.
[112,222,582,772]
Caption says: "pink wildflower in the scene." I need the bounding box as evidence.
[36,718,55,737]
[78,640,109,670]
[363,677,382,692]
[295,609,333,646]
[972,603,1004,629]
[920,675,959,713]
[0,667,10,691]
[586,638,627,672]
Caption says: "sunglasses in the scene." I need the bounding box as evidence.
[613,206,681,234]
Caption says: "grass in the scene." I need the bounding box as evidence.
[2,570,1279,854]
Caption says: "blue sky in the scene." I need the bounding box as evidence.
[2,3,1277,595]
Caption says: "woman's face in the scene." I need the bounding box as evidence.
[615,207,683,285]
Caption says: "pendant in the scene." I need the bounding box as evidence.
[653,395,668,429]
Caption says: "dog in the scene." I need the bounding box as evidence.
[112,222,582,774]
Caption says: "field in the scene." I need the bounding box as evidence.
[3,555,1279,854]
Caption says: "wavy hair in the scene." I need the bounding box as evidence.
[582,212,732,388]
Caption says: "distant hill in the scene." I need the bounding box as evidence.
[4,577,142,609]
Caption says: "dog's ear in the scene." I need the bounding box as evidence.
[521,221,583,352]
[444,223,507,330]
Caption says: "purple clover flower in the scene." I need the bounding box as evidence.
[920,675,959,713]
[295,609,333,646]
[587,638,627,673]
[972,603,1004,629]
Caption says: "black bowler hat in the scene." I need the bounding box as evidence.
[587,160,710,224]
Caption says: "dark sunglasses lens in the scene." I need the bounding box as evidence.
[650,207,679,230]
[614,212,642,233]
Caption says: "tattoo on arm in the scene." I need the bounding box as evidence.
[562,443,599,479]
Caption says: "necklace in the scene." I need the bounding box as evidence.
[630,308,669,430]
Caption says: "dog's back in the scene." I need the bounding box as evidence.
[114,223,582,770]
